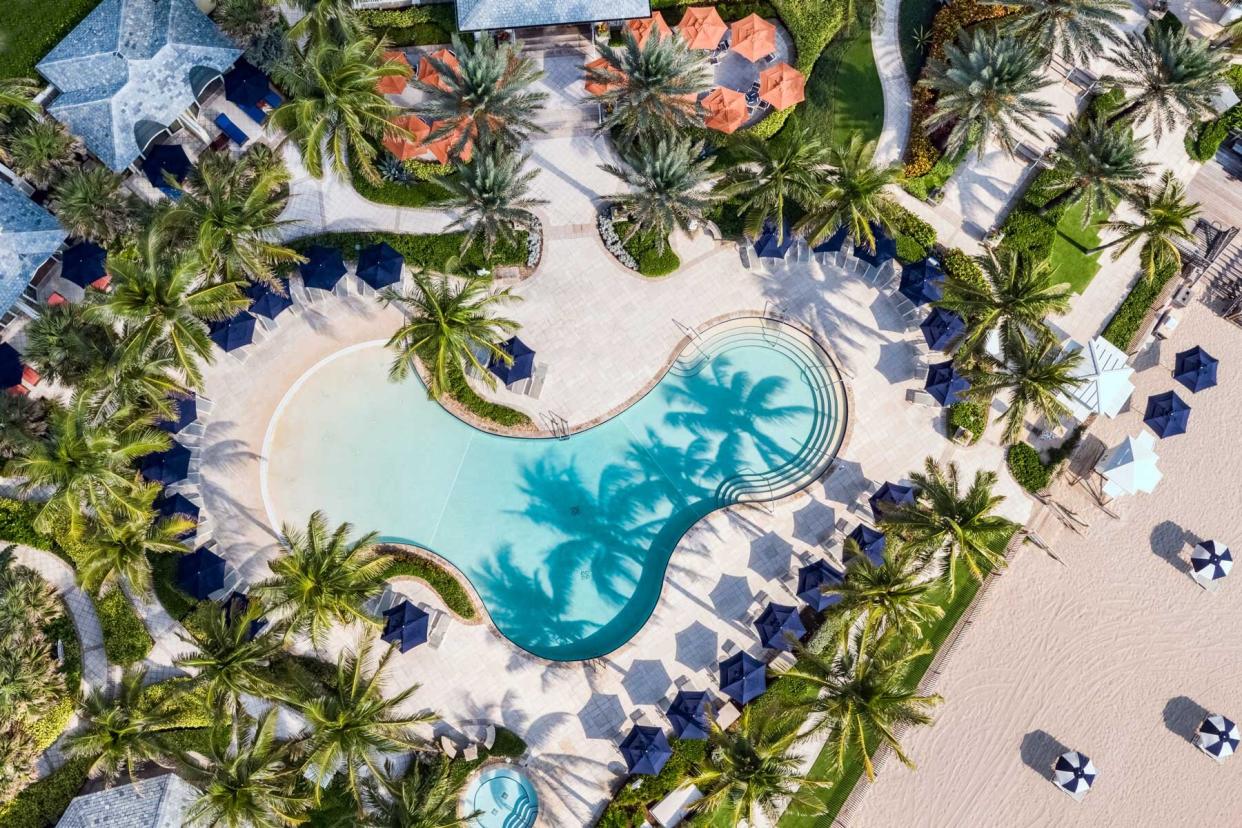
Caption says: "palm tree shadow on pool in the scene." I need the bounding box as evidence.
[473,545,591,650]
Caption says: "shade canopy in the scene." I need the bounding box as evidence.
[702,86,748,133]
[1062,337,1135,420]
[754,220,795,259]
[140,443,192,486]
[730,13,777,61]
[1196,714,1239,760]
[422,122,474,165]
[924,361,971,406]
[157,394,197,434]
[846,524,886,565]
[870,481,916,519]
[381,600,429,653]
[383,114,432,161]
[1191,540,1232,586]
[1174,346,1218,393]
[299,245,347,291]
[209,312,256,352]
[61,241,107,288]
[417,48,460,91]
[754,602,805,650]
[376,51,411,95]
[1096,432,1162,498]
[155,492,199,539]
[921,307,965,352]
[489,336,536,385]
[720,651,767,704]
[811,224,849,254]
[627,12,672,47]
[678,6,728,49]
[854,224,897,267]
[142,143,192,188]
[898,258,944,306]
[796,559,843,611]
[758,63,805,110]
[246,281,293,320]
[667,690,712,740]
[583,57,622,96]
[1053,751,1097,798]
[0,343,23,388]
[177,546,226,600]
[224,59,271,107]
[620,725,672,775]
[1144,391,1190,438]
[356,242,404,290]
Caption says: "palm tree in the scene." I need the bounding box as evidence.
[0,395,53,465]
[798,133,900,253]
[936,247,1071,355]
[21,300,117,387]
[298,637,435,807]
[588,30,710,144]
[213,0,279,47]
[0,77,39,126]
[780,631,942,781]
[161,147,302,290]
[80,340,192,427]
[65,664,178,785]
[718,127,829,243]
[1000,0,1126,65]
[444,147,546,257]
[414,34,547,153]
[1109,26,1230,141]
[882,459,1015,594]
[271,38,409,184]
[49,166,137,245]
[602,137,720,250]
[0,548,60,634]
[822,542,943,648]
[688,707,826,824]
[254,510,392,648]
[180,711,310,828]
[6,119,76,189]
[1097,170,1199,282]
[382,273,520,397]
[174,603,287,715]
[288,0,363,45]
[364,754,478,828]
[922,28,1053,157]
[77,484,192,595]
[0,639,62,723]
[1038,116,1153,221]
[966,334,1083,444]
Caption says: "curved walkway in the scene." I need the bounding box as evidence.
[871,0,911,168]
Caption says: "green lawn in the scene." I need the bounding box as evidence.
[1049,200,1111,295]
[0,0,101,79]
[791,23,884,149]
[897,0,938,80]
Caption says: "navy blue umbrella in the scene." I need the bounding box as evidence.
[381,600,429,653]
[177,546,226,600]
[0,343,23,388]
[924,360,971,406]
[140,443,192,486]
[142,144,192,188]
[224,59,271,108]
[222,591,267,640]
[855,223,897,267]
[720,651,767,704]
[811,224,849,255]
[754,602,806,651]
[754,221,795,259]
[246,281,293,320]
[921,307,965,352]
[1174,346,1218,393]
[299,245,346,291]
[1144,391,1190,438]
[620,724,672,775]
[667,690,711,740]
[870,481,916,519]
[488,336,535,385]
[60,241,107,288]
[356,242,404,290]
[157,394,197,434]
[154,492,199,540]
[210,312,256,352]
[899,258,944,306]
[846,524,886,565]
[796,559,843,611]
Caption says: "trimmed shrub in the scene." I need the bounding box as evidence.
[896,234,928,264]
[615,222,681,277]
[948,401,986,443]
[941,246,985,289]
[1007,443,1051,493]
[1087,86,1126,119]
[999,205,1057,262]
[383,552,477,619]
[96,587,152,666]
[486,727,527,758]
[886,203,937,249]
[0,756,90,828]
[0,500,55,550]
[358,4,457,46]
[1100,259,1180,351]
[437,358,533,429]
[140,677,212,729]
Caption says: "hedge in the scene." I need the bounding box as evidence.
[96,587,153,666]
[141,677,213,729]
[948,401,986,444]
[0,756,90,828]
[291,230,526,275]
[383,551,477,620]
[1007,442,1051,493]
[1100,258,1180,351]
[615,221,681,277]
[0,499,57,551]
[350,164,454,208]
[437,357,533,429]
[358,4,457,46]
[941,246,985,289]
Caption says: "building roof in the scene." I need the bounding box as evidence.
[455,0,650,31]
[0,180,66,318]
[1062,336,1136,420]
[37,0,241,172]
[56,774,198,828]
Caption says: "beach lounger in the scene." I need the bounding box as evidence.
[213,113,249,146]
[906,388,937,407]
[237,100,268,126]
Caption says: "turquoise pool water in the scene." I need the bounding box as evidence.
[464,766,538,828]
[263,319,846,660]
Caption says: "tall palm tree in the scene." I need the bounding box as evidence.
[1097,170,1199,282]
[254,511,392,648]
[382,273,520,397]
[719,127,829,243]
[271,38,409,184]
[0,549,60,634]
[65,664,178,785]
[288,0,362,45]
[180,710,310,828]
[780,631,942,781]
[161,147,302,290]
[1038,116,1153,221]
[0,77,39,126]
[77,483,193,595]
[0,639,62,723]
[936,247,1071,355]
[922,28,1053,157]
[999,0,1126,65]
[364,754,478,828]
[602,137,720,250]
[822,541,943,648]
[415,34,548,153]
[588,30,710,144]
[80,340,191,427]
[1108,25,1230,141]
[882,459,1015,594]
[174,603,287,715]
[6,119,76,189]
[966,334,1083,444]
[298,637,435,807]
[213,0,279,48]
[50,166,136,244]
[444,147,546,257]
[798,133,900,253]
[22,300,118,387]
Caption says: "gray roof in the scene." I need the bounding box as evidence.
[37,0,241,171]
[0,180,66,317]
[56,774,198,828]
[455,0,650,31]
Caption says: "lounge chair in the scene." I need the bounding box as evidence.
[213,113,249,146]
[906,388,937,407]
[439,735,460,758]
[237,100,268,126]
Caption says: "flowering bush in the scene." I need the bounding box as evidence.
[597,208,639,270]
[524,214,543,269]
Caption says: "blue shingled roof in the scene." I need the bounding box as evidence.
[455,0,650,31]
[0,181,66,319]
[37,0,241,172]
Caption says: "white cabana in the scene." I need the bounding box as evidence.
[1062,337,1135,420]
[1096,432,1162,499]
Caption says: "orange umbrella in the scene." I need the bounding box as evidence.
[701,86,748,133]
[678,6,728,50]
[626,11,672,47]
[423,122,474,165]
[376,51,411,95]
[759,62,805,110]
[382,114,431,161]
[417,48,460,91]
[730,13,777,62]
[583,56,623,96]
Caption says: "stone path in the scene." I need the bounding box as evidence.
[871,0,910,169]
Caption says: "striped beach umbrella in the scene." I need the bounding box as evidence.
[1195,715,1239,761]
[1053,751,1097,800]
[1191,540,1232,588]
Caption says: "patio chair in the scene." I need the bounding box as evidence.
[526,362,548,399]
[213,113,248,146]
[439,735,461,758]
[909,337,930,355]
[906,388,937,407]
[462,744,479,761]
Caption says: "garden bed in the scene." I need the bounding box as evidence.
[382,546,479,620]
[614,221,681,277]
[290,230,528,276]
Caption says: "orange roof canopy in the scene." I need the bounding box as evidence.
[376,51,411,95]
[730,13,777,62]
[626,11,673,47]
[678,6,728,50]
[417,48,460,91]
[382,114,431,161]
[701,86,748,133]
[583,56,623,96]
[759,62,805,110]
[423,122,474,165]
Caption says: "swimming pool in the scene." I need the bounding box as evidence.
[463,765,538,828]
[262,318,846,660]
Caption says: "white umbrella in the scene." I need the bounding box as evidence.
[1196,715,1239,762]
[1096,432,1162,498]
[1053,750,1097,800]
[1191,540,1233,589]
[1061,337,1135,420]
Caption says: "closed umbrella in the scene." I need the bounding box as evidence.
[754,602,805,650]
[1052,751,1097,800]
[381,600,429,653]
[620,725,672,775]
[0,344,23,389]
[846,524,886,565]
[299,245,346,291]
[898,258,944,306]
[209,312,256,352]
[869,481,916,519]
[177,546,226,600]
[720,651,766,704]
[1195,714,1239,762]
[246,281,293,320]
[667,690,711,740]
[1191,540,1232,588]
[356,242,404,290]
[924,361,971,406]
[140,443,192,486]
[1174,346,1218,393]
[489,336,535,385]
[1143,391,1190,438]
[60,241,107,288]
[796,559,843,611]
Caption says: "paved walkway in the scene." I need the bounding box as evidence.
[871,0,910,168]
